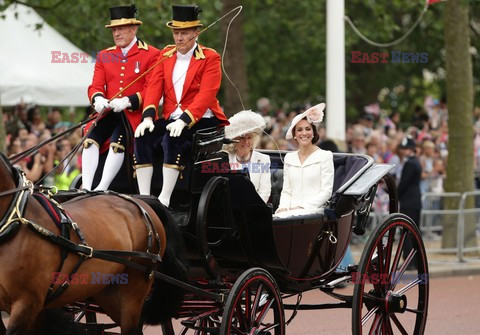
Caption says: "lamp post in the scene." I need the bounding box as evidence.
[326,0,346,149]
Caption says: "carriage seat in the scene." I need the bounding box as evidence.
[270,154,370,213]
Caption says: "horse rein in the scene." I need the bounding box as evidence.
[0,185,32,198]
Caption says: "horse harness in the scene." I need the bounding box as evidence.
[0,166,163,305]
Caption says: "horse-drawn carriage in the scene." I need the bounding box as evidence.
[0,127,429,334]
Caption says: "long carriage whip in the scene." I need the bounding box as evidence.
[29,6,244,186]
[10,115,96,165]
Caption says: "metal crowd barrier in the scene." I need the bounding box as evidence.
[421,191,480,262]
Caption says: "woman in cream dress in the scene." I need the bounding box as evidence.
[275,103,334,217]
[224,110,271,203]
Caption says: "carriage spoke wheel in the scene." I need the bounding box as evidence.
[352,213,429,335]
[220,268,285,335]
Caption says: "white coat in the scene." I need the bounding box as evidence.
[276,148,334,216]
[228,151,272,203]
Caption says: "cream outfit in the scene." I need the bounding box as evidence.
[229,150,271,203]
[275,149,334,217]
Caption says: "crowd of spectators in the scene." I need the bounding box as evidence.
[3,96,480,198]
[3,103,85,189]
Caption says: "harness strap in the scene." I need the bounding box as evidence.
[0,185,31,198]
[45,256,86,305]
[25,220,222,302]
[109,192,162,258]
[26,220,161,262]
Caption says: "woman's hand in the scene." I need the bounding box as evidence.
[275,208,287,214]
[289,206,304,210]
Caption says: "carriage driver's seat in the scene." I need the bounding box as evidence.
[167,127,229,222]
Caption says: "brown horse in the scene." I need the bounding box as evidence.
[0,153,185,335]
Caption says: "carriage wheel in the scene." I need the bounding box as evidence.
[352,213,429,334]
[220,268,285,335]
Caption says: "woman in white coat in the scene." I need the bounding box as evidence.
[275,103,334,217]
[224,110,271,203]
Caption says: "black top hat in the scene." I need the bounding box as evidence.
[166,5,203,29]
[399,136,416,150]
[105,4,143,28]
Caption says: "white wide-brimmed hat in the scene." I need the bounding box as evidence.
[285,103,325,140]
[224,110,266,139]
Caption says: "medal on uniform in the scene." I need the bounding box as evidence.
[135,61,140,74]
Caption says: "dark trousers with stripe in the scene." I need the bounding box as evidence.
[134,117,219,168]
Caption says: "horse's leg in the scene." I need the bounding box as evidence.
[0,314,6,335]
[93,274,149,335]
[92,286,122,325]
[6,300,43,335]
[117,270,152,335]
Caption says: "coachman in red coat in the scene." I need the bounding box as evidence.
[82,4,160,191]
[134,5,228,207]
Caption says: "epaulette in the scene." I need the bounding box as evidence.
[106,45,117,51]
[137,40,149,50]
[194,46,205,60]
[163,45,177,57]
[201,46,218,54]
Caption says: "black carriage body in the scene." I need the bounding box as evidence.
[79,127,393,294]
[174,129,385,293]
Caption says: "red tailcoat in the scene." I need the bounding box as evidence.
[88,40,160,131]
[142,44,228,127]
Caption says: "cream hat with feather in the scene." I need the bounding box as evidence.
[285,103,325,140]
[224,110,266,139]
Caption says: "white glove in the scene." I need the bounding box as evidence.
[109,97,131,112]
[166,119,187,137]
[135,118,155,138]
[93,96,110,113]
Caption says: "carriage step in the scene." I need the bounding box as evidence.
[319,275,351,292]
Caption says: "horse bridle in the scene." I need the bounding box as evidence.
[0,156,34,232]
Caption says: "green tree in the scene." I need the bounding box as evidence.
[220,0,248,117]
[442,0,476,250]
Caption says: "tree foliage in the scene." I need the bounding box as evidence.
[1,0,478,118]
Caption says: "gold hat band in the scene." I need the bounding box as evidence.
[105,18,143,28]
[167,20,202,29]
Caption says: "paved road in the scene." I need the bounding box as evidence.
[140,274,479,334]
[2,275,478,333]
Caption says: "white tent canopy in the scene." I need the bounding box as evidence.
[0,3,95,106]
